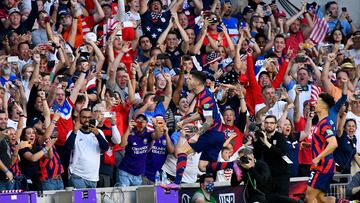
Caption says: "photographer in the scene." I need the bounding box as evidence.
[253,115,290,196]
[65,108,109,188]
[231,147,298,203]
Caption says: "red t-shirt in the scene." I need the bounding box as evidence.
[295,117,313,165]
[114,48,136,73]
[223,125,243,154]
[285,31,304,58]
[52,98,74,146]
[111,101,132,137]
[203,31,229,48]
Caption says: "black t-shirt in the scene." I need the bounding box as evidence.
[0,139,11,181]
[166,47,185,70]
[19,146,40,179]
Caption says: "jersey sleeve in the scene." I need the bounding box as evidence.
[321,125,335,139]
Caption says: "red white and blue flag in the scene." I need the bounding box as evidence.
[310,15,329,44]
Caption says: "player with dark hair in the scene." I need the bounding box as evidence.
[161,71,242,189]
[305,78,348,203]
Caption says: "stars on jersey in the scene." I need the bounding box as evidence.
[145,26,164,39]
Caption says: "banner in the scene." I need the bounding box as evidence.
[177,179,308,203]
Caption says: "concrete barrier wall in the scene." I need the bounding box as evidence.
[230,0,359,29]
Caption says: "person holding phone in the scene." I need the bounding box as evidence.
[325,1,354,37]
[117,114,163,186]
[65,108,108,189]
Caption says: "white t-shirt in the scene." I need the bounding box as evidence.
[346,111,360,153]
[216,150,239,183]
[162,152,202,184]
[255,101,287,121]
[7,117,27,129]
[67,129,106,182]
[287,84,312,119]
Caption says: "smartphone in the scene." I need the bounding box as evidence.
[7,56,19,63]
[275,88,282,98]
[294,56,306,63]
[240,21,247,29]
[8,81,16,89]
[342,7,347,12]
[157,54,169,60]
[300,85,309,91]
[310,106,315,113]
[153,95,165,103]
[344,101,349,112]
[51,126,58,138]
[103,112,115,118]
[89,119,96,126]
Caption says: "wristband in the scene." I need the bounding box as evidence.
[51,120,57,125]
[3,169,10,174]
[42,148,48,155]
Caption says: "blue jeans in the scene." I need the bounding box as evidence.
[42,178,64,190]
[117,169,142,187]
[69,174,97,189]
[0,176,22,190]
[0,179,15,190]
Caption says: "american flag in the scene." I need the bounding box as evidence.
[309,15,329,44]
[310,83,322,106]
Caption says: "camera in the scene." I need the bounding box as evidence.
[294,56,306,63]
[153,95,165,103]
[240,155,250,164]
[306,2,317,12]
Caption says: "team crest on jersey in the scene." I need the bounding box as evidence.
[326,129,333,136]
[204,103,210,109]
[143,138,148,145]
[162,139,166,145]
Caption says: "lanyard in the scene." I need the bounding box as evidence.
[247,173,256,190]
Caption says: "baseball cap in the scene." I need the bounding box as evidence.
[8,7,21,16]
[274,10,286,18]
[29,117,41,127]
[242,6,254,16]
[100,1,112,8]
[135,113,147,121]
[219,58,233,69]
[58,9,71,17]
[205,52,222,66]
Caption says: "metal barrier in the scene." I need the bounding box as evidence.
[328,174,352,199]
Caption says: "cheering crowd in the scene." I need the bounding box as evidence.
[0,0,359,202]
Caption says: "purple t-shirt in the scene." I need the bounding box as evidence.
[119,129,153,176]
[145,135,168,181]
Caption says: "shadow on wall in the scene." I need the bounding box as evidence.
[230,0,359,29]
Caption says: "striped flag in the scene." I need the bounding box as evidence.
[309,15,329,44]
[309,83,322,106]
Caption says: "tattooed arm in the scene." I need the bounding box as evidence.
[197,115,214,136]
